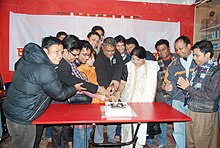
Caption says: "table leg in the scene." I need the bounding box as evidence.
[72,125,74,148]
[90,122,141,147]
[132,122,140,147]
[84,124,87,148]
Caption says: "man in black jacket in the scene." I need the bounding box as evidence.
[53,35,107,148]
[3,37,82,148]
[94,37,124,144]
[56,35,105,95]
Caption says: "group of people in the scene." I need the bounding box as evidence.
[2,25,220,148]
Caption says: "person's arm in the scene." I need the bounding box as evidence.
[110,80,126,102]
[163,64,177,96]
[41,66,76,101]
[57,59,98,93]
[111,65,128,101]
[179,70,220,101]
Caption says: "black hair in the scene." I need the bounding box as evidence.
[41,36,62,49]
[87,31,101,39]
[125,37,139,47]
[61,34,80,51]
[192,40,214,58]
[155,39,170,49]
[56,31,67,38]
[175,35,191,45]
[91,25,105,36]
[79,40,93,51]
[131,46,146,59]
[114,35,125,44]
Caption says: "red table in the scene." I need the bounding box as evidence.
[33,102,191,147]
[32,102,191,124]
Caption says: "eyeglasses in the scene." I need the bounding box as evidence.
[67,50,79,57]
[80,53,91,57]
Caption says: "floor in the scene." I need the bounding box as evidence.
[2,127,220,148]
[0,124,175,148]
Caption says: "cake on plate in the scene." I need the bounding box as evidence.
[105,102,134,117]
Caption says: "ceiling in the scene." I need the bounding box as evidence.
[120,0,196,5]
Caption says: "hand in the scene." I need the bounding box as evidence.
[162,82,173,92]
[114,91,121,100]
[74,83,86,91]
[97,86,105,94]
[177,77,190,90]
[97,86,110,98]
[110,95,120,102]
[96,94,108,102]
[110,80,119,90]
[107,85,115,95]
[161,82,166,90]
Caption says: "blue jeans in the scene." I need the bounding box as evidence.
[45,126,51,138]
[172,100,188,148]
[147,135,154,146]
[73,127,92,148]
[147,100,172,146]
[94,124,117,143]
[158,100,172,145]
[115,124,121,136]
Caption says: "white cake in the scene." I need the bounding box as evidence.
[105,102,133,117]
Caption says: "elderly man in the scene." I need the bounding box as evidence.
[94,37,124,144]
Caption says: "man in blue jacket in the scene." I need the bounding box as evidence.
[3,36,83,148]
[163,36,196,148]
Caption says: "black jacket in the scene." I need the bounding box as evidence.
[56,58,98,93]
[3,43,76,125]
[94,49,124,88]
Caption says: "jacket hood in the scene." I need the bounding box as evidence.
[22,43,50,64]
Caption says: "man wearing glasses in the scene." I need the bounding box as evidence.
[52,35,108,148]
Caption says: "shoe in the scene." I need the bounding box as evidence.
[146,144,155,148]
[42,137,52,143]
[68,142,72,148]
[114,135,121,143]
[158,144,166,148]
[47,138,52,143]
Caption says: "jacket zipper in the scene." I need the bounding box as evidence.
[29,96,50,121]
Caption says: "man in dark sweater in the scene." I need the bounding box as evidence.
[94,37,124,144]
[52,35,107,148]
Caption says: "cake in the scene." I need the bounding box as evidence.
[104,102,134,117]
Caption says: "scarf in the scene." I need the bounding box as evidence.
[70,62,87,81]
[190,59,217,89]
[184,59,217,106]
